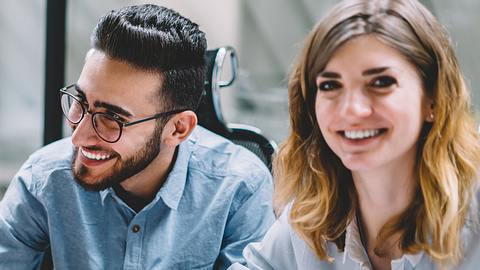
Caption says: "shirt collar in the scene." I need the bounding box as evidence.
[99,189,111,201]
[99,130,197,210]
[401,252,424,268]
[343,214,424,269]
[155,134,195,210]
[343,216,372,268]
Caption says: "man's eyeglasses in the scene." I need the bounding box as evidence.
[59,84,187,143]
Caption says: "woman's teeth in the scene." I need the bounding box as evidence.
[344,129,380,140]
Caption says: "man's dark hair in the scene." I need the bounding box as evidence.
[91,4,207,111]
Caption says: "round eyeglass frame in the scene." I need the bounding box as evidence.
[59,84,188,143]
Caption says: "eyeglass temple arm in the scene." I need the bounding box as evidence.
[123,108,188,127]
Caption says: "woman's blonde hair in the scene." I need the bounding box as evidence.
[274,0,480,266]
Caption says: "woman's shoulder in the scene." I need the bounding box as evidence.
[457,189,480,269]
[240,205,301,269]
[238,204,338,270]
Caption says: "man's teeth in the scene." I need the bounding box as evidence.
[344,129,380,140]
[81,149,111,160]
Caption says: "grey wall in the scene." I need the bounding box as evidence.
[1,0,479,191]
[0,0,46,187]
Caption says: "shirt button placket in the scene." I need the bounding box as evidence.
[132,224,141,233]
[123,216,145,270]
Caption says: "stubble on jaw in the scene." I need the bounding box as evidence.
[70,123,163,191]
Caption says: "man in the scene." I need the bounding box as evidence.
[0,5,274,269]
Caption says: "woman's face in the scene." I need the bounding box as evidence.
[315,35,432,173]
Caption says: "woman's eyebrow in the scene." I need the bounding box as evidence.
[362,67,390,76]
[318,67,391,80]
[318,71,341,78]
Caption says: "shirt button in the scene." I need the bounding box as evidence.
[132,224,141,233]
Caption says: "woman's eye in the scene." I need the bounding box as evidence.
[318,81,341,91]
[370,76,397,88]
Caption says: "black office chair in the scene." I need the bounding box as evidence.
[197,46,277,170]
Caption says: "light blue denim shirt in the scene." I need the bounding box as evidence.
[229,202,480,270]
[0,126,275,270]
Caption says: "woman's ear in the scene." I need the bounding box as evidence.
[425,99,435,123]
[162,110,198,147]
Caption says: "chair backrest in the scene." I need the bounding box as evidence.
[196,47,277,170]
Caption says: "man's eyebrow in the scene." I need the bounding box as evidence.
[74,84,133,118]
[74,84,86,99]
[318,71,341,79]
[362,67,389,76]
[94,101,133,118]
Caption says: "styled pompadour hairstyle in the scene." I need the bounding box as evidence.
[91,4,207,111]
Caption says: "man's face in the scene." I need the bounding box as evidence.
[70,49,165,191]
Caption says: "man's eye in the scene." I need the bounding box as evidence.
[318,81,341,91]
[105,111,125,123]
[370,76,397,88]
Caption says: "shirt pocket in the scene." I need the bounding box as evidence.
[180,261,215,270]
[174,251,217,270]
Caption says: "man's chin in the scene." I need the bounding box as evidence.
[72,164,115,191]
[73,176,111,191]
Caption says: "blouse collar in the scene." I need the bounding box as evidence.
[342,215,424,269]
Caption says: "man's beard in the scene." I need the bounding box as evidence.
[71,125,163,191]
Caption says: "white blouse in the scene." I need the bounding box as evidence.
[229,205,480,270]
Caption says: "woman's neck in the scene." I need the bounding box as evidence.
[352,161,417,266]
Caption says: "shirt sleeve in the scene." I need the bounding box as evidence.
[215,169,276,270]
[0,163,49,269]
[226,207,299,270]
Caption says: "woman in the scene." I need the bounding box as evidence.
[230,0,480,269]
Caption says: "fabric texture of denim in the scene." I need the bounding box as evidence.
[0,126,275,270]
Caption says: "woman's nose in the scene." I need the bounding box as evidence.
[338,89,373,119]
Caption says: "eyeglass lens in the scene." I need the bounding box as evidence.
[92,113,121,142]
[60,92,122,142]
[61,94,83,123]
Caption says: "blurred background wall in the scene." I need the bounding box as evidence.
[1,0,480,196]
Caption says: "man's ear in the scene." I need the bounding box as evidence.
[162,110,197,147]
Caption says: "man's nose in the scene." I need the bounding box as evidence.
[71,114,101,146]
